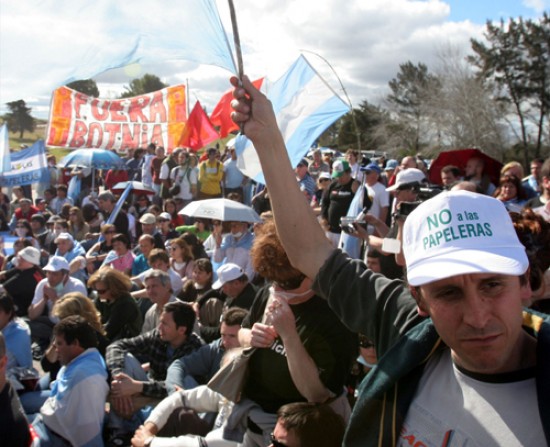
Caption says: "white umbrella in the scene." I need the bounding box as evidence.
[179,198,261,223]
[111,181,155,195]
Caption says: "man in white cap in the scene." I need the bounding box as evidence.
[386,167,426,226]
[230,76,549,446]
[54,232,87,283]
[213,263,256,310]
[27,256,87,351]
[0,247,45,317]
[138,213,165,250]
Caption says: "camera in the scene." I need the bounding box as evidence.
[340,216,367,234]
[395,184,443,219]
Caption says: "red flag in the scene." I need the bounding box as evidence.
[179,101,219,151]
[210,78,264,138]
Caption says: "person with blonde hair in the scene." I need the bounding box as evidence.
[67,206,90,241]
[88,267,142,341]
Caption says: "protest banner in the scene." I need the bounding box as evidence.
[46,85,187,151]
[0,140,49,187]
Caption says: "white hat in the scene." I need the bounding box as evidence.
[403,190,528,286]
[54,232,74,244]
[18,247,41,266]
[319,172,331,180]
[43,256,70,272]
[140,213,157,225]
[386,168,425,191]
[158,212,172,221]
[213,263,245,289]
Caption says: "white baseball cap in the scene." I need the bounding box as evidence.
[386,168,426,191]
[158,212,172,221]
[43,256,70,272]
[18,247,41,266]
[140,213,157,225]
[403,190,528,286]
[54,232,74,244]
[213,263,245,289]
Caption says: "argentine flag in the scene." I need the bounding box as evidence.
[235,55,350,184]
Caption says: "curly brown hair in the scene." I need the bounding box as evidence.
[510,208,550,291]
[250,220,305,289]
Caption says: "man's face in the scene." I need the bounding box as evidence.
[145,277,171,305]
[416,273,531,374]
[364,170,378,186]
[346,152,357,164]
[441,171,457,186]
[142,223,155,235]
[98,198,110,212]
[531,161,542,179]
[30,220,42,232]
[465,158,482,177]
[400,156,416,170]
[230,222,247,237]
[139,239,154,257]
[54,334,79,365]
[295,164,307,180]
[20,202,30,213]
[222,278,245,299]
[150,260,169,272]
[393,187,417,204]
[366,256,381,273]
[220,322,240,350]
[46,270,65,287]
[158,311,184,343]
[270,421,300,447]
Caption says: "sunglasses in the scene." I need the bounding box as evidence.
[95,288,108,295]
[270,434,287,447]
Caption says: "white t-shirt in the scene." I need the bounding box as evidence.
[365,181,389,221]
[399,349,544,447]
[32,276,87,318]
[170,165,198,200]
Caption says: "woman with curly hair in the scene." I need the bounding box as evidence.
[88,267,142,341]
[234,221,356,445]
[510,208,550,312]
[68,206,90,241]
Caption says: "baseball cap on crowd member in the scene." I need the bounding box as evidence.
[18,247,41,266]
[140,213,157,225]
[403,190,529,287]
[158,212,172,221]
[213,263,245,289]
[385,159,398,171]
[43,256,70,272]
[54,232,74,244]
[361,162,382,174]
[296,158,309,168]
[386,168,426,191]
[319,172,331,181]
[332,160,351,179]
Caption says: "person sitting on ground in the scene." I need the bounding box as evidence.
[213,221,255,281]
[132,249,184,299]
[27,256,87,353]
[0,294,32,373]
[85,223,116,274]
[157,212,180,244]
[53,232,87,282]
[67,206,90,241]
[163,198,185,228]
[176,218,211,243]
[132,234,155,276]
[102,233,135,276]
[179,258,216,305]
[166,307,247,393]
[181,232,209,260]
[49,184,73,216]
[136,213,165,251]
[140,270,179,334]
[0,246,45,317]
[105,301,202,443]
[169,237,195,282]
[31,316,109,447]
[89,267,142,342]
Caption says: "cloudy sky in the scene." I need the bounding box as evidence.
[1,0,547,120]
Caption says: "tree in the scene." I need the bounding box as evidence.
[66,79,100,97]
[387,61,441,153]
[119,74,168,98]
[4,100,36,139]
[469,14,550,165]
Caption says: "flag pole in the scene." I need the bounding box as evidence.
[227,0,244,82]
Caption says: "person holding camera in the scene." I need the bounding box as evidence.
[169,151,198,206]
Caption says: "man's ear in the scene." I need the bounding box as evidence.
[409,286,429,317]
[520,268,533,303]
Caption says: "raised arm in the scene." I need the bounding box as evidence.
[230,76,333,279]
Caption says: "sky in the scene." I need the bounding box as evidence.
[0,0,547,121]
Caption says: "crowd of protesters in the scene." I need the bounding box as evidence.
[1,126,549,447]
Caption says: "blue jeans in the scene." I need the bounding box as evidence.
[165,357,200,394]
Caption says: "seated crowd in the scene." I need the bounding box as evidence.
[0,143,548,447]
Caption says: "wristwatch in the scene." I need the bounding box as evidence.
[144,436,155,447]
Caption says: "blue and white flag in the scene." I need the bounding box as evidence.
[0,124,11,174]
[0,140,49,187]
[98,183,133,242]
[2,0,236,102]
[235,55,350,184]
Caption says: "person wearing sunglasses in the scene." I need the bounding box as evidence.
[88,267,142,342]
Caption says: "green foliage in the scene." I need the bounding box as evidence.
[66,79,100,97]
[3,100,36,139]
[469,14,550,163]
[119,74,169,98]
